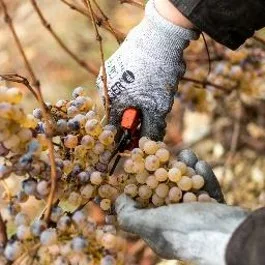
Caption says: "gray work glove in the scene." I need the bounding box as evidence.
[115,150,249,265]
[97,0,199,141]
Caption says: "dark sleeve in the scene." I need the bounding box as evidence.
[169,0,265,50]
[225,207,265,265]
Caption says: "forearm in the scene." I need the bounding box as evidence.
[155,0,195,29]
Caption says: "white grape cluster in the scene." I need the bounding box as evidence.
[0,87,123,264]
[2,208,124,265]
[117,137,216,207]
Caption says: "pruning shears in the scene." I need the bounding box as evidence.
[109,108,141,175]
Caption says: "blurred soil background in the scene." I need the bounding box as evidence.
[0,0,265,264]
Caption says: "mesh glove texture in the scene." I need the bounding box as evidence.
[97,0,199,141]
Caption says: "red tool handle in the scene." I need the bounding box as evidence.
[121,108,141,131]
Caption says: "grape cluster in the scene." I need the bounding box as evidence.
[0,87,123,264]
[0,86,217,264]
[115,137,216,207]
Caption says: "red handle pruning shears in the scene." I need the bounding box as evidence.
[109,108,141,175]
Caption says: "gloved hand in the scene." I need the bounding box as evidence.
[115,150,249,265]
[97,0,199,141]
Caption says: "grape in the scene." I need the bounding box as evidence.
[131,148,144,161]
[57,119,68,134]
[17,225,31,240]
[18,128,32,143]
[100,199,111,211]
[90,171,103,185]
[14,212,30,226]
[101,233,117,250]
[22,178,37,195]
[31,220,47,236]
[85,110,98,120]
[154,168,168,182]
[71,236,88,252]
[80,184,94,200]
[100,255,116,265]
[155,183,169,198]
[85,119,102,137]
[72,211,86,228]
[145,155,160,171]
[192,175,205,190]
[135,170,149,184]
[172,161,187,175]
[168,187,182,203]
[155,148,170,163]
[185,167,196,177]
[81,135,95,149]
[177,176,192,191]
[57,216,71,232]
[123,159,135,174]
[124,184,138,197]
[151,194,164,207]
[22,114,37,129]
[138,136,149,150]
[99,130,115,145]
[33,108,43,119]
[4,241,23,261]
[138,185,152,200]
[64,134,78,149]
[143,140,159,155]
[40,228,57,245]
[37,180,50,196]
[183,192,197,203]
[133,160,145,174]
[3,134,20,149]
[168,168,182,183]
[146,175,159,189]
[94,141,105,154]
[198,193,212,202]
[72,87,86,98]
[6,88,23,104]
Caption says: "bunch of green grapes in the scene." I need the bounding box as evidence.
[111,137,216,207]
[0,86,124,264]
[0,85,218,264]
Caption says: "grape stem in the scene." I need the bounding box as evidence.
[0,213,7,248]
[29,0,99,76]
[82,0,110,122]
[0,0,58,222]
[59,0,125,43]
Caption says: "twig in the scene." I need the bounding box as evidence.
[0,73,38,99]
[253,35,265,46]
[0,213,7,248]
[91,0,122,44]
[0,1,57,222]
[0,180,12,201]
[120,0,144,9]
[182,76,233,92]
[83,0,110,121]
[59,0,125,43]
[30,0,99,76]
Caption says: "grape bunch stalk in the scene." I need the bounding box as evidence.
[0,86,218,264]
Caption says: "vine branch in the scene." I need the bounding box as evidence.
[182,76,234,92]
[30,0,98,76]
[83,0,110,121]
[0,213,7,248]
[0,0,57,222]
[59,0,125,43]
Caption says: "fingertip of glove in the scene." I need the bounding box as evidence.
[195,160,225,203]
[178,149,198,167]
